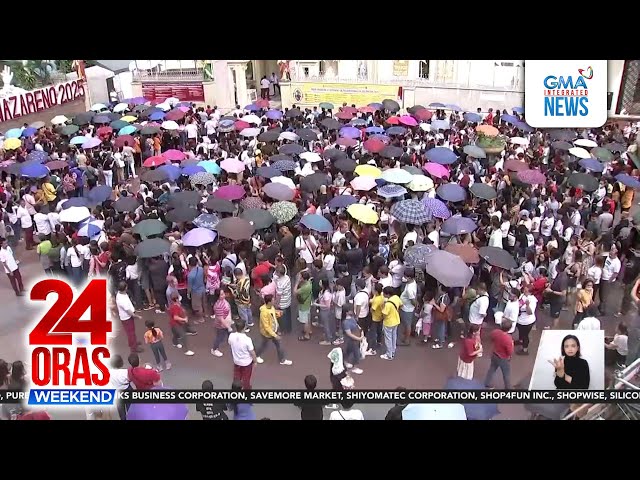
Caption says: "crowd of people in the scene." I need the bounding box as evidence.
[1,92,639,420]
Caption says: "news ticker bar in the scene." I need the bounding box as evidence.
[1,389,639,405]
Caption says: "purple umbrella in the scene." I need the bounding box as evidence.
[87,185,113,203]
[514,121,533,133]
[517,169,546,185]
[127,392,189,420]
[425,250,474,288]
[436,184,467,203]
[266,109,283,120]
[263,182,295,201]
[442,216,478,235]
[124,97,149,105]
[327,195,357,209]
[371,134,390,143]
[182,227,218,247]
[426,147,458,165]
[245,104,260,112]
[365,126,384,134]
[181,165,206,176]
[422,197,451,219]
[213,185,246,201]
[339,126,361,139]
[82,137,102,149]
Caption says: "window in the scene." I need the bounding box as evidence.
[419,60,430,79]
[303,67,309,77]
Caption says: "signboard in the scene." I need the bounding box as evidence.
[142,83,205,102]
[393,60,409,77]
[290,82,399,107]
[0,79,85,124]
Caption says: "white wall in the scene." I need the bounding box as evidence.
[607,60,625,114]
[113,71,133,100]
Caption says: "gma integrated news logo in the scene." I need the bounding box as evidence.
[26,278,117,407]
[525,60,607,129]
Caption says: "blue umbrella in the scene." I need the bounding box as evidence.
[159,164,181,181]
[272,160,297,172]
[375,178,388,188]
[70,136,87,145]
[197,161,221,175]
[500,114,519,124]
[181,165,206,175]
[429,102,445,108]
[4,128,22,138]
[386,126,407,136]
[21,127,37,138]
[404,243,438,269]
[365,126,384,134]
[26,150,48,163]
[426,147,458,165]
[422,197,451,219]
[445,104,463,112]
[442,216,478,235]
[93,115,110,124]
[123,97,148,105]
[256,166,280,178]
[579,158,604,173]
[327,195,357,209]
[193,213,219,230]
[444,377,499,420]
[514,121,534,133]
[149,111,165,121]
[77,222,103,239]
[512,106,524,114]
[88,185,113,203]
[378,184,408,199]
[436,183,467,203]
[245,104,260,111]
[266,109,283,120]
[119,125,137,135]
[300,213,333,233]
[615,174,640,189]
[463,112,482,123]
[182,227,218,247]
[22,163,49,178]
[339,126,361,139]
[61,197,91,209]
[390,199,432,225]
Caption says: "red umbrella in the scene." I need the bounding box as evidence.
[115,135,135,148]
[358,106,376,114]
[363,138,385,153]
[235,120,250,131]
[255,99,269,108]
[413,109,433,121]
[445,244,480,264]
[97,126,113,137]
[337,137,357,147]
[46,160,69,171]
[505,159,529,172]
[165,109,185,121]
[163,149,186,161]
[341,106,357,115]
[143,155,168,167]
[386,116,401,125]
[335,111,353,120]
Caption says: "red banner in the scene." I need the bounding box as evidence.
[141,83,205,103]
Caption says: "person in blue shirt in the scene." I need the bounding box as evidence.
[187,256,206,324]
[228,379,256,420]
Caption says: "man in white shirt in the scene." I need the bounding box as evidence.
[377,266,394,290]
[402,225,418,251]
[353,278,372,351]
[540,211,555,240]
[468,283,490,328]
[115,281,143,353]
[33,205,52,237]
[331,223,348,245]
[17,199,34,250]
[269,72,280,96]
[260,76,271,100]
[399,270,418,346]
[67,240,88,286]
[296,230,318,266]
[185,120,199,142]
[228,318,256,389]
[600,247,621,315]
[205,115,218,139]
[426,223,439,248]
[0,237,24,296]
[488,217,504,248]
[516,284,538,355]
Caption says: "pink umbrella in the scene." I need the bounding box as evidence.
[337,137,358,147]
[336,111,354,120]
[235,120,250,131]
[177,106,190,113]
[399,115,418,127]
[341,106,357,115]
[423,162,449,179]
[214,185,246,201]
[82,137,101,149]
[163,149,186,161]
[351,177,377,191]
[220,158,245,174]
[517,169,546,185]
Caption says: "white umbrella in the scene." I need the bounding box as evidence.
[242,114,261,125]
[510,137,529,146]
[113,103,130,113]
[51,115,69,125]
[162,121,179,130]
[59,206,91,223]
[166,97,180,106]
[300,152,323,163]
[297,164,315,177]
[156,103,171,112]
[574,138,598,148]
[239,128,261,137]
[569,147,591,159]
[90,103,108,112]
[271,176,296,189]
[402,403,467,420]
[419,123,431,132]
[279,132,299,142]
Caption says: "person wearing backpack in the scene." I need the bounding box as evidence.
[468,282,490,335]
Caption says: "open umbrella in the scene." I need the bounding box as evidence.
[21,163,49,178]
[403,165,422,175]
[132,219,168,239]
[20,127,37,138]
[268,201,298,224]
[205,197,235,213]
[27,151,48,163]
[212,185,244,201]
[182,227,217,247]
[30,121,46,129]
[119,125,137,136]
[272,160,297,172]
[399,115,417,127]
[196,161,221,175]
[286,108,303,118]
[426,147,458,165]
[328,195,357,209]
[568,147,591,159]
[475,124,498,136]
[240,209,276,230]
[382,99,400,112]
[381,168,413,184]
[354,164,382,178]
[82,137,102,149]
[406,175,434,192]
[573,138,598,148]
[71,136,88,146]
[380,145,403,159]
[45,160,68,171]
[339,126,360,139]
[590,147,613,162]
[263,182,295,201]
[386,126,408,136]
[551,140,573,151]
[463,145,486,159]
[568,172,599,191]
[258,130,281,142]
[300,213,333,233]
[136,238,171,258]
[378,184,408,199]
[190,172,217,188]
[77,220,104,239]
[266,110,283,120]
[158,164,181,182]
[615,174,640,189]
[256,166,280,179]
[444,377,499,420]
[578,158,604,173]
[422,197,451,219]
[517,169,546,185]
[350,176,377,191]
[61,197,91,209]
[403,243,437,269]
[113,196,141,212]
[469,183,497,200]
[504,159,529,172]
[463,112,482,123]
[220,158,246,174]
[510,137,528,146]
[604,142,626,153]
[296,128,318,142]
[478,246,518,270]
[165,206,198,223]
[548,129,576,142]
[141,169,169,183]
[300,172,330,192]
[168,191,202,208]
[319,102,334,110]
[336,111,354,120]
[422,162,449,179]
[445,244,480,264]
[60,125,79,136]
[299,152,322,163]
[193,213,220,230]
[346,204,379,224]
[390,200,431,225]
[59,206,91,223]
[51,115,69,125]
[425,250,473,287]
[436,184,466,203]
[279,144,306,156]
[442,216,478,235]
[215,217,256,240]
[87,185,113,203]
[363,138,385,153]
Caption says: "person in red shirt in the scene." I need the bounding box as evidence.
[483,319,515,389]
[529,269,549,304]
[457,324,483,380]
[127,353,161,390]
[251,253,273,290]
[16,409,52,420]
[167,293,194,356]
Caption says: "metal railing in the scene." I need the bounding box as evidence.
[132,68,206,82]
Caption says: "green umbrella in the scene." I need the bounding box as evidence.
[110,120,130,130]
[61,124,79,136]
[591,147,613,162]
[319,102,334,110]
[135,238,171,258]
[268,201,298,224]
[140,125,161,135]
[132,219,168,239]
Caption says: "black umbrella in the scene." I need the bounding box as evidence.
[113,196,140,212]
[296,128,318,142]
[402,165,422,175]
[256,166,281,178]
[334,158,356,172]
[168,190,202,208]
[141,125,161,135]
[205,197,235,213]
[239,209,276,230]
[279,144,306,156]
[469,183,497,200]
[300,172,330,193]
[133,104,149,113]
[567,172,599,192]
[380,145,403,159]
[478,246,518,270]
[269,154,294,163]
[260,143,277,155]
[551,140,573,151]
[382,99,400,112]
[215,217,256,240]
[407,105,426,114]
[321,118,341,130]
[92,115,110,124]
[258,130,280,142]
[165,206,199,223]
[139,108,161,120]
[604,142,626,153]
[548,129,576,142]
[135,238,171,258]
[60,125,79,136]
[141,169,169,183]
[323,148,346,161]
[105,112,121,121]
[72,112,94,126]
[285,108,303,118]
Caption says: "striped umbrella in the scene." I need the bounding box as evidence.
[390,200,432,225]
[422,197,451,219]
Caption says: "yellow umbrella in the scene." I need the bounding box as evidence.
[3,138,22,150]
[347,204,379,224]
[121,115,137,123]
[354,164,381,178]
[407,175,434,192]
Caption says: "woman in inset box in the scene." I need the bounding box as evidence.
[550,334,590,390]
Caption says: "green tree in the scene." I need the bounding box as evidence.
[0,60,55,89]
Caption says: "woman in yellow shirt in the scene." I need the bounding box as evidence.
[41,176,57,205]
[573,279,594,329]
[368,284,384,355]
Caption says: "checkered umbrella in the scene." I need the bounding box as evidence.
[390,200,431,225]
[378,184,408,199]
[421,197,451,219]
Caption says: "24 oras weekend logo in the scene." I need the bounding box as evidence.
[525,59,607,129]
[27,278,116,406]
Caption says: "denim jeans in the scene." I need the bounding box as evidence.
[279,306,292,333]
[433,320,447,344]
[319,308,335,342]
[344,339,360,366]
[484,353,512,389]
[383,325,398,358]
[255,335,286,362]
[212,327,229,350]
[171,324,187,349]
[150,341,168,365]
[71,266,83,286]
[237,304,253,325]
